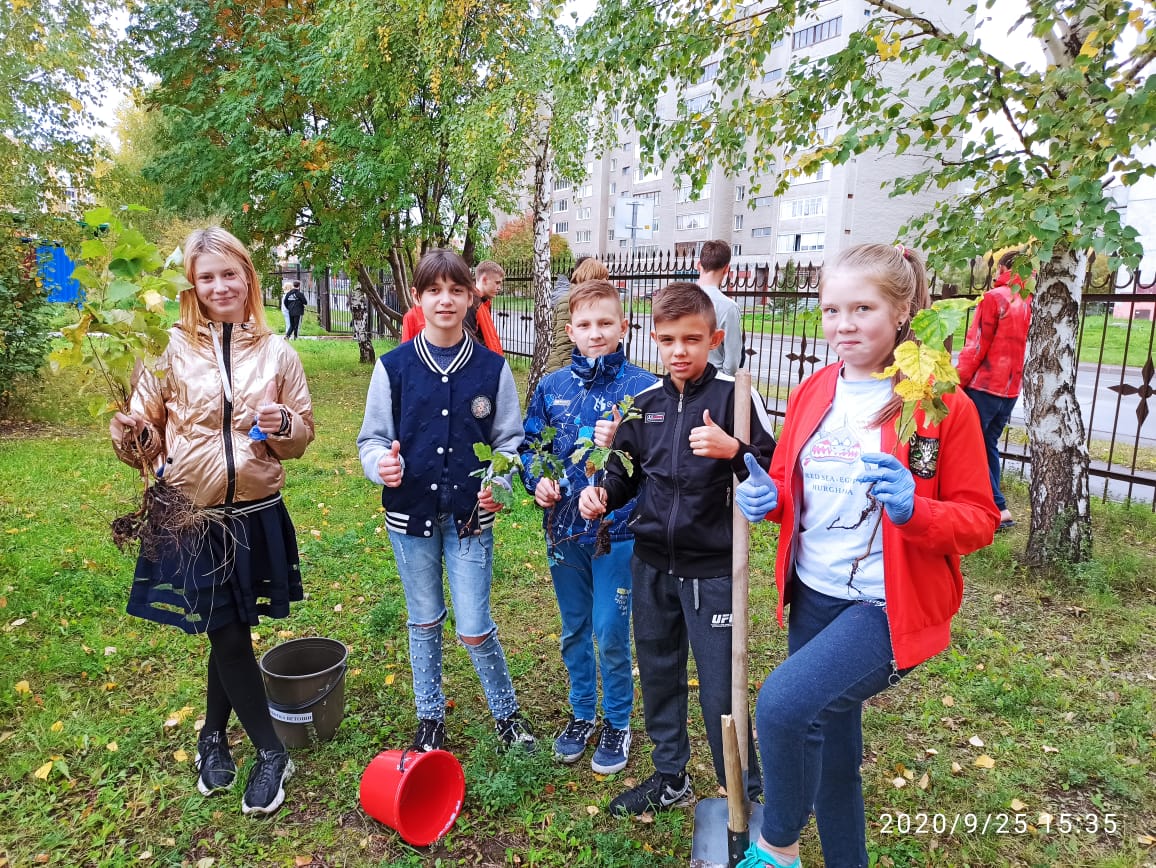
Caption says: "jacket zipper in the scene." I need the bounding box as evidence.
[222,323,237,505]
[667,390,685,574]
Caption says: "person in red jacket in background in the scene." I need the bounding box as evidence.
[732,243,998,868]
[400,260,504,356]
[956,249,1032,530]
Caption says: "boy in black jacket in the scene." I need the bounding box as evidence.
[580,282,776,816]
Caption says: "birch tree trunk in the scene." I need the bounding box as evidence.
[526,116,554,400]
[349,283,374,364]
[1022,245,1092,565]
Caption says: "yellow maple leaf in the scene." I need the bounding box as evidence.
[974,754,996,769]
[14,680,30,694]
[384,673,396,686]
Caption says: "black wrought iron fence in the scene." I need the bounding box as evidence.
[269,254,1156,507]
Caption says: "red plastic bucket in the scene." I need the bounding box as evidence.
[359,749,465,847]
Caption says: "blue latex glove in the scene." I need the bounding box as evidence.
[735,452,778,522]
[858,452,916,525]
[248,414,267,441]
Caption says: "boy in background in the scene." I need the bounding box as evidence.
[520,280,657,774]
[580,282,775,815]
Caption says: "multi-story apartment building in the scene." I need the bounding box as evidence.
[517,0,974,268]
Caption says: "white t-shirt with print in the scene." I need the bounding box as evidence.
[794,374,895,601]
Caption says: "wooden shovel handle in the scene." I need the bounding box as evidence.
[731,369,752,772]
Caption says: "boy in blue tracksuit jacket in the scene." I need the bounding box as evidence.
[520,280,658,775]
[581,282,776,817]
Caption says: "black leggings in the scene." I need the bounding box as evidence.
[203,620,282,752]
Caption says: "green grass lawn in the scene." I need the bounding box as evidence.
[1,339,1154,867]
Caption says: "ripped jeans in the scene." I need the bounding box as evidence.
[548,539,634,730]
[389,516,519,722]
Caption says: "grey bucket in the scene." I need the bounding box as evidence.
[259,637,348,749]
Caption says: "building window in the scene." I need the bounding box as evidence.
[609,206,616,217]
[610,182,617,195]
[780,196,827,220]
[735,185,746,201]
[621,189,631,198]
[762,68,783,83]
[584,161,594,175]
[676,183,711,203]
[752,227,773,238]
[608,228,616,240]
[699,61,719,83]
[554,222,569,234]
[752,195,775,208]
[732,244,742,256]
[554,199,569,212]
[578,184,593,198]
[734,214,744,230]
[577,207,592,220]
[575,230,592,243]
[636,190,662,205]
[553,179,571,192]
[684,93,713,113]
[816,125,834,144]
[676,212,710,231]
[610,158,617,171]
[793,162,831,184]
[777,231,825,252]
[792,16,842,51]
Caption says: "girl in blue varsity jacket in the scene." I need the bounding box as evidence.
[357,249,536,755]
[519,279,658,775]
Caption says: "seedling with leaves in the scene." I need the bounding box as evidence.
[48,207,194,556]
[466,443,519,538]
[568,395,643,555]
[520,426,570,555]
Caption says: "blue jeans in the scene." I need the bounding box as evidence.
[549,539,634,729]
[964,388,1017,511]
[755,581,909,868]
[389,516,519,721]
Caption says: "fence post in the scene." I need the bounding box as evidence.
[321,267,332,332]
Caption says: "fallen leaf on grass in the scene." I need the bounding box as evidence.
[9,618,26,628]
[138,852,152,862]
[1042,745,1059,754]
[917,772,930,790]
[50,721,63,733]
[950,762,962,775]
[104,646,116,656]
[941,695,954,707]
[106,742,118,752]
[968,735,985,747]
[1038,811,1053,827]
[1136,833,1155,845]
[33,761,53,780]
[586,805,599,816]
[636,812,654,824]
[294,857,312,867]
[974,754,996,769]
[1009,798,1027,811]
[172,749,189,763]
[892,777,907,788]
[924,748,938,756]
[14,680,30,694]
[196,859,215,868]
[688,678,699,688]
[385,673,396,686]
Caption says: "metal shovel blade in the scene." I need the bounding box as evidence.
[690,798,765,868]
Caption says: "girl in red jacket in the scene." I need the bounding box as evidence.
[733,244,999,868]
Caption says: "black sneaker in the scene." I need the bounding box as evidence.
[609,769,692,816]
[241,748,294,816]
[411,718,446,753]
[194,730,236,796]
[495,712,537,753]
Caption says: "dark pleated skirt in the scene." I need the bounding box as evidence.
[127,494,304,635]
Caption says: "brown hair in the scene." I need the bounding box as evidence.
[698,239,731,273]
[821,243,931,427]
[413,249,475,296]
[652,282,716,332]
[180,227,267,332]
[569,279,623,316]
[571,257,609,284]
[475,259,505,281]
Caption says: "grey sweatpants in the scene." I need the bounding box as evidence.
[631,555,762,799]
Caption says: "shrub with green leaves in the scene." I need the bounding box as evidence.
[0,253,52,412]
